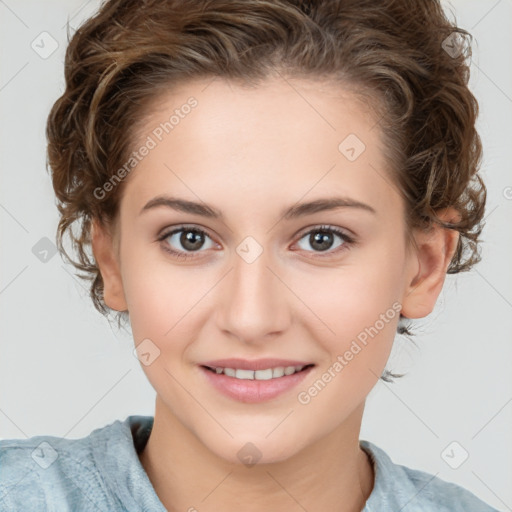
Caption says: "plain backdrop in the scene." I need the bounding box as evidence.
[1,0,511,510]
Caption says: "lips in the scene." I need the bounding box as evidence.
[198,358,316,403]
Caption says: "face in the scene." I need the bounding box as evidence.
[93,76,454,465]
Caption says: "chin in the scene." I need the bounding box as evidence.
[203,431,306,467]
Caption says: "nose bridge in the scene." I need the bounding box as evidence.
[216,241,289,343]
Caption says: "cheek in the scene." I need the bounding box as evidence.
[293,261,404,339]
[296,285,401,422]
[120,249,217,374]
[122,261,202,393]
[119,244,190,341]
[288,256,405,397]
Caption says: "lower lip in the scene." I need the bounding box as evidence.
[199,365,314,403]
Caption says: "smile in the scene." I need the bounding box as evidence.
[203,364,314,380]
[199,361,316,403]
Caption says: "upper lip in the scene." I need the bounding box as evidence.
[200,358,315,371]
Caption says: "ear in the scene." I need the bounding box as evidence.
[91,218,128,312]
[401,207,460,319]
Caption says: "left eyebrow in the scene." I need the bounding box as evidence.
[139,195,377,219]
[281,197,377,219]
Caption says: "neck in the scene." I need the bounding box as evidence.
[139,398,374,512]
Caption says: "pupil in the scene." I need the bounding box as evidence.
[311,231,333,251]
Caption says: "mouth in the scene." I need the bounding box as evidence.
[201,363,315,380]
[198,359,316,403]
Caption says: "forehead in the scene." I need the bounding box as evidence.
[120,76,399,220]
[137,75,380,148]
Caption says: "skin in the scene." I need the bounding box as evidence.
[92,76,460,512]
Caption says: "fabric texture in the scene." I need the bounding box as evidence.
[0,415,498,511]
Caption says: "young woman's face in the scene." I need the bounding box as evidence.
[106,77,420,463]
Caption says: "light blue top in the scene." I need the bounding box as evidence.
[0,415,498,511]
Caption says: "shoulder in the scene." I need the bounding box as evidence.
[360,440,498,512]
[0,421,124,511]
[396,463,497,511]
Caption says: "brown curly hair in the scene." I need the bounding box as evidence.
[46,0,485,376]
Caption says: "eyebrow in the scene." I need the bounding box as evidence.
[139,195,377,219]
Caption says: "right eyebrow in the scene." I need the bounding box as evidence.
[140,196,223,219]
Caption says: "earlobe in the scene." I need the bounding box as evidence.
[91,218,128,312]
[401,208,460,319]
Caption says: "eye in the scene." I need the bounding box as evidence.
[157,224,355,261]
[294,225,354,257]
[157,225,216,260]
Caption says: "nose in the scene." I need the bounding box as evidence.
[214,245,291,345]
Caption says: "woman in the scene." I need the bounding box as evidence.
[0,1,497,510]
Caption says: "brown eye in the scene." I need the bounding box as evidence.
[295,225,354,257]
[158,226,215,259]
[176,229,206,251]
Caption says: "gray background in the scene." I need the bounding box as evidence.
[1,0,511,510]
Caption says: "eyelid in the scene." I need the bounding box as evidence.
[158,224,216,241]
[295,223,355,241]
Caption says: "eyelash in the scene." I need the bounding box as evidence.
[156,224,355,261]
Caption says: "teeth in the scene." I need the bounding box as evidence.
[284,366,296,375]
[237,368,257,380]
[211,365,307,380]
[224,368,236,377]
[272,366,285,378]
[255,368,274,380]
